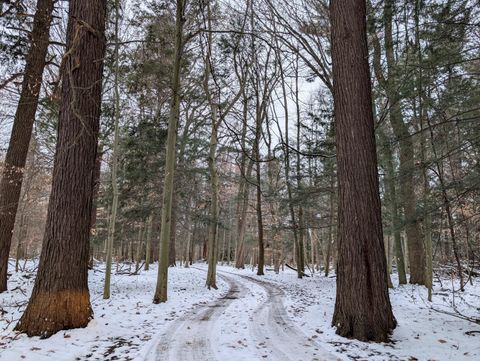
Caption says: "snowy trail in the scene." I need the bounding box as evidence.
[151,268,338,361]
[152,274,243,361]
[238,273,338,361]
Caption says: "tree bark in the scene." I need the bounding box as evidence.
[384,0,425,284]
[235,157,253,269]
[0,0,55,292]
[169,187,177,267]
[254,110,265,276]
[103,0,121,299]
[15,0,107,337]
[377,126,407,285]
[153,0,185,303]
[330,0,396,342]
[206,108,219,289]
[324,173,335,277]
[89,146,103,269]
[145,215,153,271]
[275,41,302,278]
[294,59,305,274]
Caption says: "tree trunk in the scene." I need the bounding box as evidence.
[15,0,107,337]
[324,174,335,277]
[153,0,185,304]
[135,224,144,273]
[275,43,301,278]
[169,191,177,266]
[235,158,253,269]
[385,0,425,285]
[295,60,305,274]
[0,0,55,292]
[103,0,121,299]
[206,109,219,289]
[145,215,153,271]
[380,129,407,285]
[234,91,250,269]
[89,146,103,269]
[254,114,265,276]
[184,215,191,268]
[330,0,396,342]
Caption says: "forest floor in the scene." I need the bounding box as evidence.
[0,260,479,361]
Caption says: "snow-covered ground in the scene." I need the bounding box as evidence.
[1,260,479,360]
[0,260,229,360]
[219,265,480,361]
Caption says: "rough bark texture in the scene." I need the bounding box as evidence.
[330,0,396,342]
[0,0,55,292]
[15,0,107,337]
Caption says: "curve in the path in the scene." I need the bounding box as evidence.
[236,273,338,361]
[154,274,245,361]
[153,269,338,361]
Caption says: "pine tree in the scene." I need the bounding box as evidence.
[330,0,396,342]
[15,0,107,337]
[153,0,185,303]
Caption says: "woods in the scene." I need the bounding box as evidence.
[0,0,479,359]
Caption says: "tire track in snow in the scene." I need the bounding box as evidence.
[233,273,338,361]
[153,273,244,361]
[153,268,338,361]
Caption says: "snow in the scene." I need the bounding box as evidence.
[218,265,480,361]
[1,260,479,361]
[0,260,228,360]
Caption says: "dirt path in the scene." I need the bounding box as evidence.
[153,269,338,361]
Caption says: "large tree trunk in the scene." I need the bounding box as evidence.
[330,0,396,342]
[153,0,185,304]
[15,0,107,337]
[0,0,55,292]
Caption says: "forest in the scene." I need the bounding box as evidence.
[0,0,479,360]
